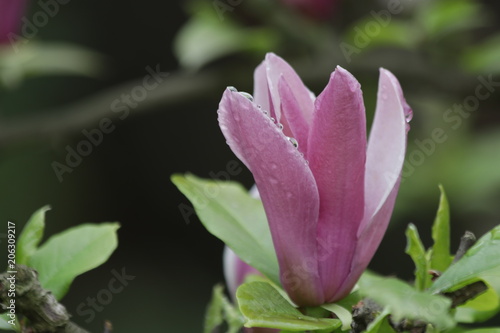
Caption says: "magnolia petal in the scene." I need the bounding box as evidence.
[218,89,324,306]
[307,66,366,302]
[223,246,260,299]
[278,76,310,155]
[0,0,26,44]
[360,68,408,235]
[265,53,315,126]
[253,62,271,113]
[336,180,401,300]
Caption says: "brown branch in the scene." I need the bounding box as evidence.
[453,231,476,264]
[0,265,110,333]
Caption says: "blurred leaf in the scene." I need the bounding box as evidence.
[417,0,485,38]
[204,284,244,333]
[171,174,280,285]
[204,285,225,333]
[344,19,418,51]
[450,328,500,333]
[358,272,454,329]
[462,34,500,74]
[0,43,106,88]
[429,185,453,272]
[237,281,341,331]
[0,314,15,331]
[405,223,431,290]
[429,225,500,322]
[17,205,50,265]
[28,223,119,300]
[174,2,278,70]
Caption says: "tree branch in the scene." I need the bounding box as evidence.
[0,265,109,333]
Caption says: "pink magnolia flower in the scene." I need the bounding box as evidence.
[0,0,27,45]
[217,53,411,306]
[279,0,339,20]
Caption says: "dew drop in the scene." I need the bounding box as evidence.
[269,177,279,185]
[228,86,238,92]
[239,91,254,102]
[270,163,278,170]
[270,117,276,123]
[287,137,299,148]
[263,110,269,115]
[278,123,284,131]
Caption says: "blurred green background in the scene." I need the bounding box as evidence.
[1,0,500,331]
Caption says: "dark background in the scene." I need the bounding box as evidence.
[1,0,500,331]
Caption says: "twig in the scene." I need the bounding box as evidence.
[443,281,487,308]
[453,231,476,264]
[0,265,94,333]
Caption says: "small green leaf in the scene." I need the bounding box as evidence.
[429,185,453,272]
[17,206,50,265]
[321,303,352,331]
[358,272,454,329]
[429,225,500,322]
[237,282,341,331]
[204,285,225,333]
[204,284,244,333]
[28,223,119,300]
[405,224,431,290]
[171,174,280,285]
[365,310,395,333]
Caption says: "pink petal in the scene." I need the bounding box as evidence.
[0,0,26,44]
[335,180,401,300]
[360,68,408,235]
[336,69,409,299]
[218,89,324,306]
[278,76,311,155]
[253,62,271,113]
[306,66,366,302]
[223,246,260,299]
[264,53,315,127]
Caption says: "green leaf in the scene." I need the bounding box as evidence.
[365,310,395,333]
[204,284,244,333]
[416,0,485,38]
[171,174,280,285]
[237,282,341,331]
[17,206,50,265]
[461,34,500,74]
[28,223,119,300]
[204,285,225,333]
[405,224,431,290]
[0,314,18,331]
[173,2,277,70]
[429,225,500,322]
[358,272,454,329]
[449,328,500,333]
[321,303,352,331]
[429,185,453,272]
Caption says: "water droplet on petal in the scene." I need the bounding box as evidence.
[228,86,238,92]
[270,163,278,170]
[263,110,269,115]
[278,123,284,131]
[270,117,276,123]
[287,137,299,148]
[239,91,254,102]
